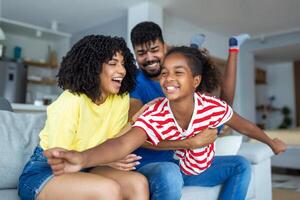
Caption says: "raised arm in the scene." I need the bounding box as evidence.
[226,112,286,154]
[220,34,250,106]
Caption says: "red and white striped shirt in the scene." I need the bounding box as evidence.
[133,92,233,175]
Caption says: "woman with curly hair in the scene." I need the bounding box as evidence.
[18,35,149,200]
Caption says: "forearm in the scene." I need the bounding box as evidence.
[220,52,238,106]
[142,140,187,150]
[227,112,275,149]
[143,137,208,150]
[81,128,147,168]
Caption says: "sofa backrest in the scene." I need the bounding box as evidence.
[0,98,13,112]
[0,111,46,189]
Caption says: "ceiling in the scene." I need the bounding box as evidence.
[1,0,300,62]
[255,43,300,63]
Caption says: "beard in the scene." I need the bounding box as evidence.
[140,60,162,78]
[141,67,161,78]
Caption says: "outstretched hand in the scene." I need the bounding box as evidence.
[44,148,84,176]
[107,154,142,171]
[271,138,287,155]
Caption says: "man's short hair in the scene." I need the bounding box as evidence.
[130,21,164,48]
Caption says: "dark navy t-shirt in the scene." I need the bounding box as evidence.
[130,71,175,168]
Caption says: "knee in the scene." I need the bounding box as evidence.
[235,155,251,174]
[126,173,149,199]
[150,162,183,191]
[91,179,122,200]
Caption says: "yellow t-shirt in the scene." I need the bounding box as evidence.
[39,90,129,151]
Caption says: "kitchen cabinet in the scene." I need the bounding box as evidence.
[0,17,71,103]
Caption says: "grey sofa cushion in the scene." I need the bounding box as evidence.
[0,111,46,189]
[0,189,19,200]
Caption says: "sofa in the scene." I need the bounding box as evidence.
[0,110,274,200]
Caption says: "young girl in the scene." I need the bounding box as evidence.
[45,46,286,177]
[18,35,149,200]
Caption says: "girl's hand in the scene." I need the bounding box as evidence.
[44,148,84,175]
[106,154,142,171]
[271,138,287,155]
[131,97,163,122]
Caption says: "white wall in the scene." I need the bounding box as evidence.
[256,62,296,129]
[71,16,127,45]
[164,14,227,59]
[236,30,300,123]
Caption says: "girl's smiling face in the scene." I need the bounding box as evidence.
[160,53,201,101]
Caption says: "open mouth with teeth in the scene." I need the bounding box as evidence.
[112,77,123,85]
[164,85,179,93]
[144,61,160,69]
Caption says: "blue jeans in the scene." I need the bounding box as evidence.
[18,146,54,200]
[137,155,251,200]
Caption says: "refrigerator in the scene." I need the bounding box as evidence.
[0,60,27,103]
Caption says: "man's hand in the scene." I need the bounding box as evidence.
[44,148,84,176]
[106,154,142,171]
[271,138,287,155]
[187,129,218,149]
[131,97,163,122]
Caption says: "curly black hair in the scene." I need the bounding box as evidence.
[165,46,221,93]
[130,21,164,47]
[57,35,137,102]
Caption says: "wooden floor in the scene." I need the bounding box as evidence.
[273,189,300,200]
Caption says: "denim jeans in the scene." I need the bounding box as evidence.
[18,146,54,200]
[137,155,251,200]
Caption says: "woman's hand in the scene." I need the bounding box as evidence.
[271,138,287,155]
[106,154,142,171]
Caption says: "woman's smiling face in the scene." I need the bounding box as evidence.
[99,52,126,99]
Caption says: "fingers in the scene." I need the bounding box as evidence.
[47,158,65,176]
[44,147,67,159]
[272,138,287,154]
[122,154,142,163]
[117,161,140,171]
[108,162,139,171]
[132,98,163,121]
[209,128,218,135]
[108,154,142,171]
[47,157,64,165]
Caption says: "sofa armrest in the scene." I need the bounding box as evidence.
[238,142,274,164]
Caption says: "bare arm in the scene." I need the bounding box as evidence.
[143,128,218,150]
[226,112,286,154]
[82,127,147,167]
[129,98,143,120]
[44,127,147,174]
[219,52,238,106]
